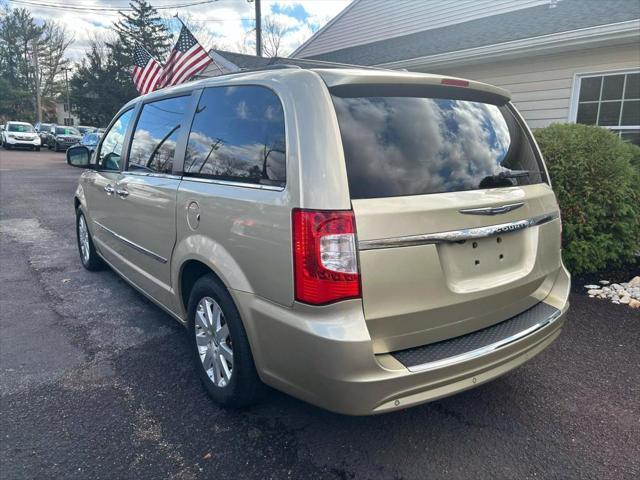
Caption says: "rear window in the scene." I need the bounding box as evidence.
[331,91,545,199]
[56,127,80,135]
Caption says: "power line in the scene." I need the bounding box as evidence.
[6,0,220,13]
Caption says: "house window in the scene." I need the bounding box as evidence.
[573,71,640,145]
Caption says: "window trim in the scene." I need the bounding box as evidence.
[180,83,288,191]
[569,68,640,131]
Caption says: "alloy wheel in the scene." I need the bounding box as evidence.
[78,214,90,264]
[195,296,233,387]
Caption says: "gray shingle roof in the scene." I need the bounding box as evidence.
[211,50,335,70]
[305,0,640,65]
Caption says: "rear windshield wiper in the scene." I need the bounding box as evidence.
[493,169,533,179]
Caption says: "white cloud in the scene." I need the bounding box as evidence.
[7,0,352,62]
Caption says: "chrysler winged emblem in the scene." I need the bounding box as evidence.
[459,202,524,215]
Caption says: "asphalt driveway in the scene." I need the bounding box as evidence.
[1,149,638,480]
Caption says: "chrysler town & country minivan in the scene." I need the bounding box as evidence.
[67,66,570,415]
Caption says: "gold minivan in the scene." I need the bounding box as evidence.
[67,66,570,415]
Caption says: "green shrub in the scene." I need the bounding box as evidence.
[535,123,640,275]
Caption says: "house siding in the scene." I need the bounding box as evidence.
[294,0,549,58]
[423,43,640,128]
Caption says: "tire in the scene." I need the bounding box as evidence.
[54,142,59,152]
[75,209,104,271]
[187,274,264,409]
[35,147,40,152]
[47,142,52,150]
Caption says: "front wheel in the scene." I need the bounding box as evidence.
[34,146,40,151]
[188,275,264,409]
[76,209,104,271]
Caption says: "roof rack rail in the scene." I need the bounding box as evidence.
[260,64,302,70]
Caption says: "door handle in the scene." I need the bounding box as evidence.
[115,187,129,198]
[104,184,114,195]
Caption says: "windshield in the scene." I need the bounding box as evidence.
[56,127,80,135]
[8,124,34,133]
[332,92,545,199]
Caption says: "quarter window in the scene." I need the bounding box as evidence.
[128,96,190,174]
[98,109,134,171]
[575,71,640,144]
[184,86,286,186]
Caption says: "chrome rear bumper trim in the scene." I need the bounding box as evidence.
[390,302,562,373]
[358,211,559,251]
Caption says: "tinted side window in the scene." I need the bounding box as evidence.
[184,86,286,186]
[128,96,190,174]
[98,109,134,171]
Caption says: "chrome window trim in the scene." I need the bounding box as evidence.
[94,221,168,264]
[358,211,559,251]
[405,307,562,373]
[180,176,285,191]
[122,171,182,180]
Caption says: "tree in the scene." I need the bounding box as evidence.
[0,7,71,122]
[262,16,288,58]
[112,0,172,62]
[70,35,136,127]
[70,1,172,125]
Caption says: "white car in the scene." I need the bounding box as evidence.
[2,121,41,151]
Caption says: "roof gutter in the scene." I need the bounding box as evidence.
[375,19,640,70]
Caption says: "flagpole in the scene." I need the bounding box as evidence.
[173,14,224,77]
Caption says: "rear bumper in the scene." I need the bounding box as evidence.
[234,264,570,415]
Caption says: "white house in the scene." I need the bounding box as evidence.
[291,0,640,143]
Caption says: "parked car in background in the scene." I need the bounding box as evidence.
[2,121,41,150]
[0,125,4,146]
[77,131,102,154]
[77,125,97,135]
[66,67,570,415]
[34,122,55,144]
[47,125,82,152]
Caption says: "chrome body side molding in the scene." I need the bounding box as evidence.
[94,221,168,264]
[358,211,560,251]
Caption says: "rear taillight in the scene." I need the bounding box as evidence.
[292,209,361,305]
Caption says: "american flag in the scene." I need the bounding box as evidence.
[132,44,164,95]
[159,25,213,88]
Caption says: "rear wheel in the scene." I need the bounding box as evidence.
[187,275,264,408]
[76,209,104,271]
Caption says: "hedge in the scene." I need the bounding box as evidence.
[535,123,640,276]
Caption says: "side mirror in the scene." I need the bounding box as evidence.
[66,145,93,169]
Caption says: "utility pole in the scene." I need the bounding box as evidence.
[31,40,42,124]
[254,0,262,57]
[61,67,72,126]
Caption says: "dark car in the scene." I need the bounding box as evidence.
[47,126,82,152]
[34,122,54,144]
